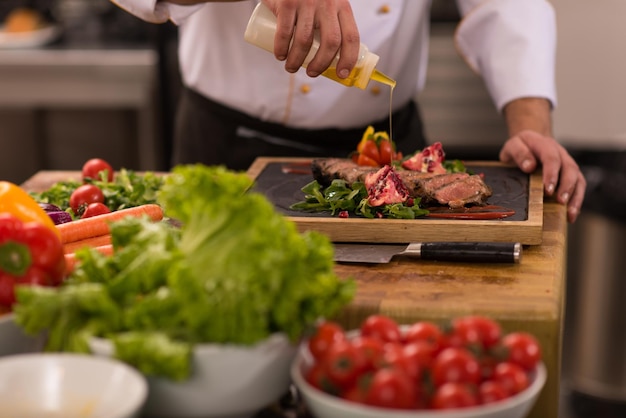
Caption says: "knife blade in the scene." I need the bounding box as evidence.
[333,242,522,264]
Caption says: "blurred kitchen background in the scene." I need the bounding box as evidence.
[1,1,625,417]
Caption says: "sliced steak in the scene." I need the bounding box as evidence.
[399,172,469,203]
[310,158,492,208]
[311,158,376,186]
[432,175,493,208]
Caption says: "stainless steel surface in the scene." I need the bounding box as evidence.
[0,315,45,357]
[0,46,161,177]
[567,211,626,401]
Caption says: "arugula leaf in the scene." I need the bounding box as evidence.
[291,179,429,219]
[30,169,165,218]
[443,159,468,173]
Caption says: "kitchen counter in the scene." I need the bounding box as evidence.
[18,169,568,418]
[331,197,567,418]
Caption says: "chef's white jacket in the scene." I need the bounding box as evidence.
[112,0,556,130]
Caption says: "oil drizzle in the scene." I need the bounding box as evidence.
[370,69,397,163]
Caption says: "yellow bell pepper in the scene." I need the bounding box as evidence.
[0,181,59,237]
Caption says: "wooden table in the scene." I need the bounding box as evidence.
[331,199,567,418]
[21,170,567,418]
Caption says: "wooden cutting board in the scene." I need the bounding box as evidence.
[247,158,544,245]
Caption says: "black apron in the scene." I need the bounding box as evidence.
[172,87,427,171]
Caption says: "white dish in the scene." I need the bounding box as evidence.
[291,343,547,418]
[0,24,62,49]
[90,333,298,418]
[0,352,147,418]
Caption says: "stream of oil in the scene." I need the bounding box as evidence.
[371,69,397,163]
[319,66,397,160]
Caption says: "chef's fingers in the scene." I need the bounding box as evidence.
[333,1,359,79]
[499,132,537,173]
[303,4,343,77]
[500,130,587,223]
[565,170,586,223]
[268,0,297,63]
[281,2,316,73]
[553,150,586,223]
[499,130,561,196]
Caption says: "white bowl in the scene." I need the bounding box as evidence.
[0,353,148,418]
[291,344,547,418]
[90,333,297,418]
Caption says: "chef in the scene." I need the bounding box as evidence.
[111,0,586,223]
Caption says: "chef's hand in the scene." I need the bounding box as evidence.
[500,98,586,223]
[262,0,360,79]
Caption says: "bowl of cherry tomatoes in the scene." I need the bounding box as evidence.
[291,314,546,418]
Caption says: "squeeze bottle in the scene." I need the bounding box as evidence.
[244,2,395,90]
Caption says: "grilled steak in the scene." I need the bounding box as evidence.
[431,175,493,208]
[311,158,492,208]
[311,158,376,186]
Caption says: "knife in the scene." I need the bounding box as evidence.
[333,242,522,264]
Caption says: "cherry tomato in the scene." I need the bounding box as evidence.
[82,158,114,182]
[432,347,481,387]
[69,184,105,215]
[492,361,529,395]
[357,153,380,167]
[360,314,402,344]
[81,202,111,219]
[431,382,478,409]
[502,331,542,371]
[401,340,438,372]
[448,315,502,351]
[404,321,444,350]
[478,354,499,380]
[305,362,340,396]
[378,140,394,165]
[478,380,510,404]
[322,339,368,388]
[379,342,422,381]
[364,368,417,409]
[308,321,345,361]
[342,381,369,404]
[360,140,381,163]
[351,335,385,371]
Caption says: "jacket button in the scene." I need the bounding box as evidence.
[378,4,391,14]
[370,85,381,95]
[300,84,311,94]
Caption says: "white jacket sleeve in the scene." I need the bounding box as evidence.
[455,0,557,111]
[111,0,203,25]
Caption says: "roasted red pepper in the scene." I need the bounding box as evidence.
[0,213,66,308]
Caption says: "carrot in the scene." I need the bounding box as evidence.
[63,234,112,254]
[64,244,114,275]
[56,204,164,244]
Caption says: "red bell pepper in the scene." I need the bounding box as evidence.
[0,213,66,308]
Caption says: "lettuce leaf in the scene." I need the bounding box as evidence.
[15,164,355,381]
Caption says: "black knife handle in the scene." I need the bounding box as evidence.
[409,242,522,263]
